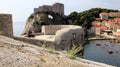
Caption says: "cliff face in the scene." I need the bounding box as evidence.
[0,35,114,67]
[22,11,71,35]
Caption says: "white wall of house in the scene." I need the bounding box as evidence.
[99,14,109,20]
[117,29,120,32]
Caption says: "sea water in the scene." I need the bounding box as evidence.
[13,22,25,36]
[84,40,120,67]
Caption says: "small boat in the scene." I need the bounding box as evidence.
[96,44,101,46]
[108,50,113,54]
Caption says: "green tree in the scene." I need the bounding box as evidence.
[68,8,119,29]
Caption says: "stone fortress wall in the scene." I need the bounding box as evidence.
[0,14,13,38]
[53,25,85,50]
[15,25,85,50]
[42,25,73,35]
[34,3,64,15]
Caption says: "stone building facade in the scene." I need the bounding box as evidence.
[99,12,120,20]
[0,14,13,38]
[99,13,109,20]
[34,3,64,15]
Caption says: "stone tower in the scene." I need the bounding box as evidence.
[53,3,64,15]
[0,14,13,38]
[34,3,64,15]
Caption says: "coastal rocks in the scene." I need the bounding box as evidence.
[108,50,113,54]
[22,11,71,36]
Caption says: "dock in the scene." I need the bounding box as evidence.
[88,34,119,41]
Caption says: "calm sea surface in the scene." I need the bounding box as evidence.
[84,40,120,67]
[13,22,25,36]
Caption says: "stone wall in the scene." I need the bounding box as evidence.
[52,3,64,15]
[14,36,56,49]
[21,25,85,50]
[42,25,78,35]
[0,14,13,38]
[55,26,85,50]
[42,25,85,50]
[42,25,68,35]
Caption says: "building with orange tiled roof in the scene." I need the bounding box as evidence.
[92,12,120,35]
[91,22,108,35]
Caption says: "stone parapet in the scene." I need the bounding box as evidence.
[14,36,55,49]
[0,14,13,38]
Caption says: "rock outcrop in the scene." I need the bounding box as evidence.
[22,11,71,35]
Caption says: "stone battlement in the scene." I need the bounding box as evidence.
[34,3,64,15]
[0,14,13,38]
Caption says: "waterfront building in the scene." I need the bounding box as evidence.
[92,13,120,35]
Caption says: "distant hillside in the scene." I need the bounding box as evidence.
[68,8,119,29]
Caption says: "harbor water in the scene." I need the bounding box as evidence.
[84,40,120,67]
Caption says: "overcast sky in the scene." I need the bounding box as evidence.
[0,0,120,22]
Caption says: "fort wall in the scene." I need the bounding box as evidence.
[15,25,85,50]
[14,36,56,49]
[0,14,13,38]
[34,3,64,15]
[42,25,70,35]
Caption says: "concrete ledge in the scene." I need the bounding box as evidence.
[14,36,55,49]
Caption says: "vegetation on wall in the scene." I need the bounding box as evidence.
[65,45,83,59]
[68,8,119,29]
